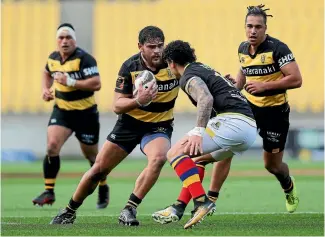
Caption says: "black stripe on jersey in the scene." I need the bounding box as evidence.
[246,88,286,97]
[156,79,179,92]
[242,64,279,77]
[139,98,176,113]
[55,90,94,101]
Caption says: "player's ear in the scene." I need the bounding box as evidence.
[138,43,143,52]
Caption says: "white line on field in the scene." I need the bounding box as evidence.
[2,211,323,218]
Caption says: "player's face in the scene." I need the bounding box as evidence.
[57,31,76,55]
[139,39,164,68]
[245,15,267,46]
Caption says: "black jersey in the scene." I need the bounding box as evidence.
[115,53,179,126]
[45,47,99,112]
[238,35,295,107]
[179,62,254,119]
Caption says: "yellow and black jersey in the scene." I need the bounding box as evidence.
[238,35,295,107]
[45,47,99,112]
[115,53,179,126]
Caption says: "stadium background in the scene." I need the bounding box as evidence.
[1,1,324,236]
[2,0,324,160]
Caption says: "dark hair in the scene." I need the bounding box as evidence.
[57,23,75,30]
[163,40,196,66]
[245,4,273,25]
[138,26,164,44]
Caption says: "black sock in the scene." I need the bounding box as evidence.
[193,195,208,208]
[66,198,83,213]
[274,173,293,193]
[43,155,60,192]
[172,200,187,211]
[126,193,142,209]
[207,190,219,202]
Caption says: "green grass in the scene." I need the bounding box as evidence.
[1,159,324,236]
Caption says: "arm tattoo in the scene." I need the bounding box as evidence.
[185,76,214,128]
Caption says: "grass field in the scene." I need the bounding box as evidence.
[1,158,324,236]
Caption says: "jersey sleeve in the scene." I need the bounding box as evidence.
[115,63,133,94]
[80,54,100,78]
[274,42,295,68]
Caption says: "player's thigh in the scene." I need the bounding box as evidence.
[47,107,73,148]
[79,143,98,160]
[74,111,100,146]
[95,140,129,173]
[257,105,290,155]
[106,120,142,154]
[141,133,171,164]
[206,114,257,156]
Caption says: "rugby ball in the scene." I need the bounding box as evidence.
[133,70,157,106]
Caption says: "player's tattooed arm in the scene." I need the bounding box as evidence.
[185,76,213,128]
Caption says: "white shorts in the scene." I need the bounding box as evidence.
[190,113,257,157]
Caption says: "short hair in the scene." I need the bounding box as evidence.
[138,26,164,44]
[163,40,196,66]
[245,4,273,25]
[57,23,75,31]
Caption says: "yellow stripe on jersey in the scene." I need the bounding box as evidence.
[55,96,95,110]
[127,108,174,123]
[245,71,284,83]
[48,58,80,72]
[242,90,288,107]
[239,52,274,67]
[245,71,287,106]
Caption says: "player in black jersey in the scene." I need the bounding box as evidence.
[32,23,109,209]
[215,5,302,213]
[152,40,257,229]
[50,26,177,226]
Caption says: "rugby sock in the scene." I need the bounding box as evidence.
[125,193,142,209]
[170,155,206,201]
[43,155,60,192]
[175,162,206,205]
[89,160,107,186]
[66,198,82,213]
[207,190,219,203]
[274,173,293,193]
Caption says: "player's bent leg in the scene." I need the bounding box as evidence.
[51,141,128,224]
[79,142,110,209]
[264,151,299,213]
[33,125,72,207]
[167,136,216,229]
[120,135,170,226]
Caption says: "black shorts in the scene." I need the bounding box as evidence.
[48,105,100,145]
[107,120,173,154]
[249,102,290,153]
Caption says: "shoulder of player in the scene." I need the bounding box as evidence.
[265,35,289,51]
[75,47,97,62]
[47,51,60,60]
[238,41,249,53]
[121,53,141,69]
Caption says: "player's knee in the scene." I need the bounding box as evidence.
[264,163,280,174]
[89,164,108,182]
[148,155,166,172]
[166,147,181,161]
[47,140,61,156]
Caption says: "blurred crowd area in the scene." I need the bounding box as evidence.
[2,0,324,114]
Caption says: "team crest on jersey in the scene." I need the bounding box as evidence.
[240,57,245,63]
[261,54,266,63]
